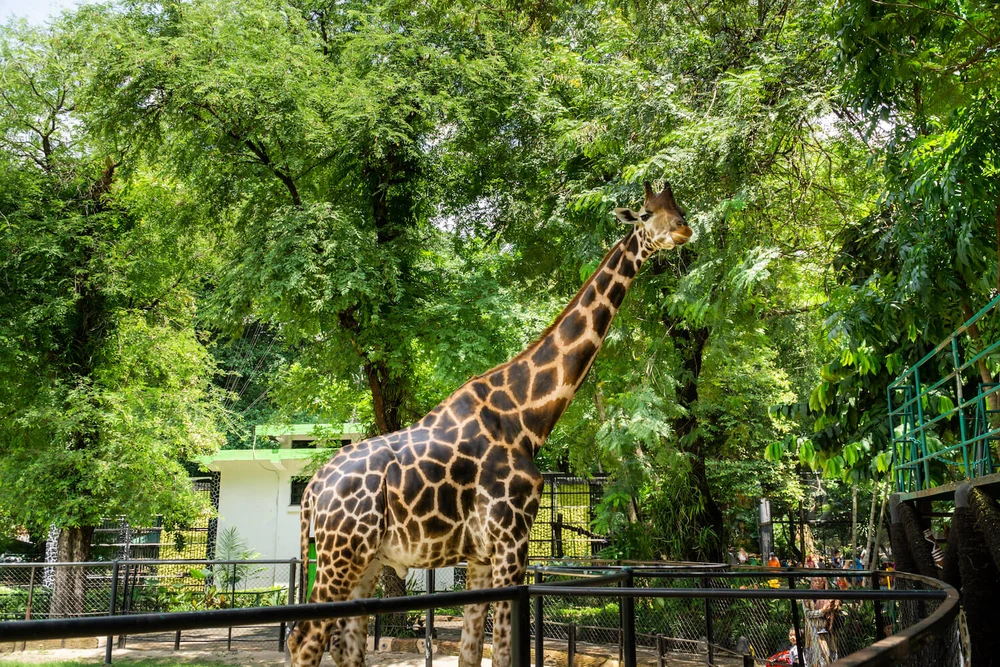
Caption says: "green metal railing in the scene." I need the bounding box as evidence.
[887,295,1000,494]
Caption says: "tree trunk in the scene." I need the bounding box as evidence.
[668,323,726,562]
[364,363,412,632]
[50,527,94,618]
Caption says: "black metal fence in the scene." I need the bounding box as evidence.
[0,561,962,667]
[530,474,607,559]
[89,474,220,562]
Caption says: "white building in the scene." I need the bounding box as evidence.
[200,423,456,591]
[199,424,362,565]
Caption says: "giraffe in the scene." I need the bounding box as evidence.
[287,181,693,667]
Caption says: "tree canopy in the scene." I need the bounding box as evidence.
[2,0,1000,563]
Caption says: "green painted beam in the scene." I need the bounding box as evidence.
[253,423,364,438]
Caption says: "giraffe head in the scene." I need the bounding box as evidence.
[614,181,692,250]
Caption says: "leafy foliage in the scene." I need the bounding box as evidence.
[4,0,999,565]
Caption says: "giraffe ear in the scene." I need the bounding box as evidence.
[614,208,638,225]
[660,181,677,208]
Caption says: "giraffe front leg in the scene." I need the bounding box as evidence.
[459,561,492,667]
[489,545,529,667]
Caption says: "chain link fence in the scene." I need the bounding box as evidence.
[520,566,962,667]
[0,559,296,650]
[1,561,963,666]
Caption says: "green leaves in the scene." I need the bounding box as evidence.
[0,22,225,535]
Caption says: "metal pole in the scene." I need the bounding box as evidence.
[567,622,577,667]
[623,568,636,667]
[534,569,543,667]
[117,563,130,649]
[657,634,666,667]
[798,502,807,565]
[913,367,930,488]
[511,585,531,667]
[425,569,435,667]
[549,481,557,558]
[173,630,181,651]
[702,576,713,666]
[281,559,296,651]
[788,575,804,667]
[105,560,120,665]
[22,565,36,652]
[228,563,236,651]
[952,338,972,477]
[872,571,885,640]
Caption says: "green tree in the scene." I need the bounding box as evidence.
[778,0,1000,484]
[0,21,224,595]
[80,0,561,604]
[507,0,866,560]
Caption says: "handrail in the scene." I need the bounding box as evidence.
[889,293,1000,386]
[528,586,944,601]
[0,559,303,568]
[0,568,959,667]
[0,587,524,642]
[832,572,960,667]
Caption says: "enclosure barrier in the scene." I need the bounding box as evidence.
[887,293,1000,495]
[0,563,960,667]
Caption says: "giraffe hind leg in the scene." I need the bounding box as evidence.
[287,618,335,667]
[458,560,492,667]
[488,543,531,667]
[338,559,383,667]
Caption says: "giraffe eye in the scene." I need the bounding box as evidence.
[640,212,652,221]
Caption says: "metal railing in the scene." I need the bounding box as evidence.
[887,294,1000,494]
[0,563,961,667]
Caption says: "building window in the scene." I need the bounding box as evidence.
[290,477,310,506]
[291,438,353,449]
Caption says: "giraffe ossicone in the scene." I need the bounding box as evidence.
[287,182,692,667]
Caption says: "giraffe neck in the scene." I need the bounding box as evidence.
[427,225,652,458]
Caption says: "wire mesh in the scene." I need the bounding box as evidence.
[529,475,607,559]
[0,562,965,666]
[0,562,116,620]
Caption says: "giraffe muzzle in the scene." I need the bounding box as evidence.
[670,226,693,246]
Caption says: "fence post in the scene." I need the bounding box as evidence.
[227,562,236,651]
[788,574,804,667]
[105,560,120,665]
[533,569,543,667]
[280,559,296,652]
[702,576,713,666]
[425,569,435,667]
[511,585,531,667]
[549,481,557,557]
[872,571,885,641]
[554,514,564,558]
[567,622,577,667]
[623,568,636,667]
[657,634,666,667]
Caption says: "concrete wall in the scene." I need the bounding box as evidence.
[212,456,310,584]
